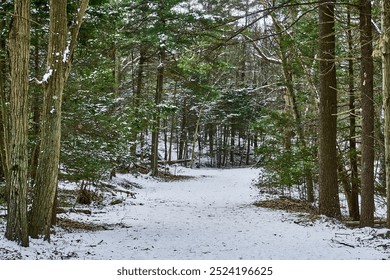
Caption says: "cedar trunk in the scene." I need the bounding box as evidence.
[5,0,30,247]
[29,0,68,239]
[29,0,89,240]
[318,0,341,219]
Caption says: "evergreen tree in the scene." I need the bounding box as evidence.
[318,0,341,219]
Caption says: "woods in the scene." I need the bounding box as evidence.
[1,0,390,247]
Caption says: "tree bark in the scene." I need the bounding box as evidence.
[0,17,8,183]
[151,47,166,176]
[130,44,147,157]
[29,0,68,240]
[347,6,360,221]
[318,0,341,219]
[360,0,375,227]
[382,0,390,228]
[5,0,30,247]
[29,0,89,240]
[179,97,188,160]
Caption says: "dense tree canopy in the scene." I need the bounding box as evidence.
[1,0,390,245]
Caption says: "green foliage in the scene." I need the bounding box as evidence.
[254,110,314,188]
[61,88,134,181]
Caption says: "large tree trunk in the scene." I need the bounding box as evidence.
[5,0,30,247]
[29,0,89,240]
[0,17,8,183]
[318,0,341,219]
[382,0,390,228]
[29,0,68,240]
[360,0,375,227]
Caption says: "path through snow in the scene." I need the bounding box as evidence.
[1,167,390,259]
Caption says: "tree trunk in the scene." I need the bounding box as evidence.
[230,125,235,165]
[359,0,375,227]
[190,109,202,168]
[318,0,341,219]
[151,47,165,176]
[131,44,147,157]
[30,32,42,188]
[0,17,9,183]
[5,0,30,247]
[347,6,360,221]
[29,0,89,240]
[208,123,214,166]
[179,97,188,160]
[29,0,68,240]
[382,0,390,228]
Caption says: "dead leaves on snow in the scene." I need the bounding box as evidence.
[253,196,318,215]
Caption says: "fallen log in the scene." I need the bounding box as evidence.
[57,207,92,215]
[158,159,192,165]
[98,181,137,198]
[344,219,387,227]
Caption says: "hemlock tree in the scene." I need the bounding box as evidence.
[318,0,341,219]
[5,0,30,247]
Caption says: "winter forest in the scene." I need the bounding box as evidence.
[1,0,390,260]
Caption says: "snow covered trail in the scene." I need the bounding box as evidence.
[95,167,388,260]
[1,167,389,259]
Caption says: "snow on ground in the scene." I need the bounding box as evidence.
[1,167,390,260]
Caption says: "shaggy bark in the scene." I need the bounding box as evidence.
[29,0,89,240]
[5,0,30,247]
[318,0,341,219]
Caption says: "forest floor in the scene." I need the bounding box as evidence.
[1,167,390,260]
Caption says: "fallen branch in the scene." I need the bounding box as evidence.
[332,239,355,248]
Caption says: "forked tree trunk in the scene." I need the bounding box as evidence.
[5,0,30,247]
[318,0,341,219]
[29,0,89,240]
[29,0,68,240]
